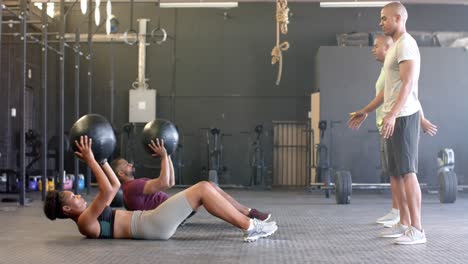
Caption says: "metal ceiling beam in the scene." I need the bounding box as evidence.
[22,0,468,4]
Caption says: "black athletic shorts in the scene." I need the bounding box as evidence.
[384,111,420,177]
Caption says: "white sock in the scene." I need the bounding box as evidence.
[247,219,254,231]
[400,223,408,229]
[391,208,399,214]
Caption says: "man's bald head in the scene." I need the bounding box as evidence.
[383,2,408,22]
[379,2,408,37]
[374,35,393,46]
[372,35,393,63]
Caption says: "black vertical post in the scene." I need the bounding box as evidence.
[74,29,80,194]
[170,9,178,123]
[6,26,12,171]
[86,0,93,194]
[0,0,3,100]
[19,0,27,205]
[41,3,48,200]
[58,0,65,191]
[0,0,3,175]
[110,41,114,123]
[0,0,4,170]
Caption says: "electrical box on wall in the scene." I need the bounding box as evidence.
[129,89,156,123]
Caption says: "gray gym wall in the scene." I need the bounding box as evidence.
[2,3,468,186]
[318,47,468,187]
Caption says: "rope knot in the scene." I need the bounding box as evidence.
[271,0,290,85]
[271,41,290,65]
[276,2,289,34]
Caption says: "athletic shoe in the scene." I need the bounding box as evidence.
[382,217,400,228]
[393,227,427,245]
[379,223,408,238]
[243,219,278,242]
[376,209,399,224]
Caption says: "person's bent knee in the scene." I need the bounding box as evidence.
[196,181,213,191]
[209,181,221,190]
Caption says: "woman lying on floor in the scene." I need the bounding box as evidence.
[43,136,277,242]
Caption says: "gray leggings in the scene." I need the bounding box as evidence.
[131,191,193,240]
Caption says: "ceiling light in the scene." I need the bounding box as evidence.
[159,2,238,8]
[106,0,112,16]
[95,7,100,26]
[106,18,111,35]
[34,2,55,18]
[80,0,87,14]
[320,1,392,8]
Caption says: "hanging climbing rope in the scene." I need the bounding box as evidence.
[271,0,290,86]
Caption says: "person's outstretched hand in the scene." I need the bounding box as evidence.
[74,135,95,162]
[348,110,368,130]
[421,118,438,136]
[148,138,168,158]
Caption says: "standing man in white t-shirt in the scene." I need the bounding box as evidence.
[380,2,426,244]
[379,2,425,245]
[348,35,437,232]
[349,2,429,245]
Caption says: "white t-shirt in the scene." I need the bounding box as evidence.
[382,33,421,117]
[375,68,385,129]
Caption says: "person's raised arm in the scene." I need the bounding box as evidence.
[100,161,121,205]
[142,139,171,195]
[168,155,175,187]
[73,136,115,230]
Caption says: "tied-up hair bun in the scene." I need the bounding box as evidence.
[44,191,67,220]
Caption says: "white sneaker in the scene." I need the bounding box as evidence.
[393,227,427,245]
[379,223,408,238]
[382,218,400,228]
[243,219,278,242]
[376,209,399,224]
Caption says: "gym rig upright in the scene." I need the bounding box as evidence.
[0,0,100,205]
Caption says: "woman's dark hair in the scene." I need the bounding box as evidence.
[44,190,68,220]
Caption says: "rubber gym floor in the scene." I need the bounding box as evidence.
[1,188,467,264]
